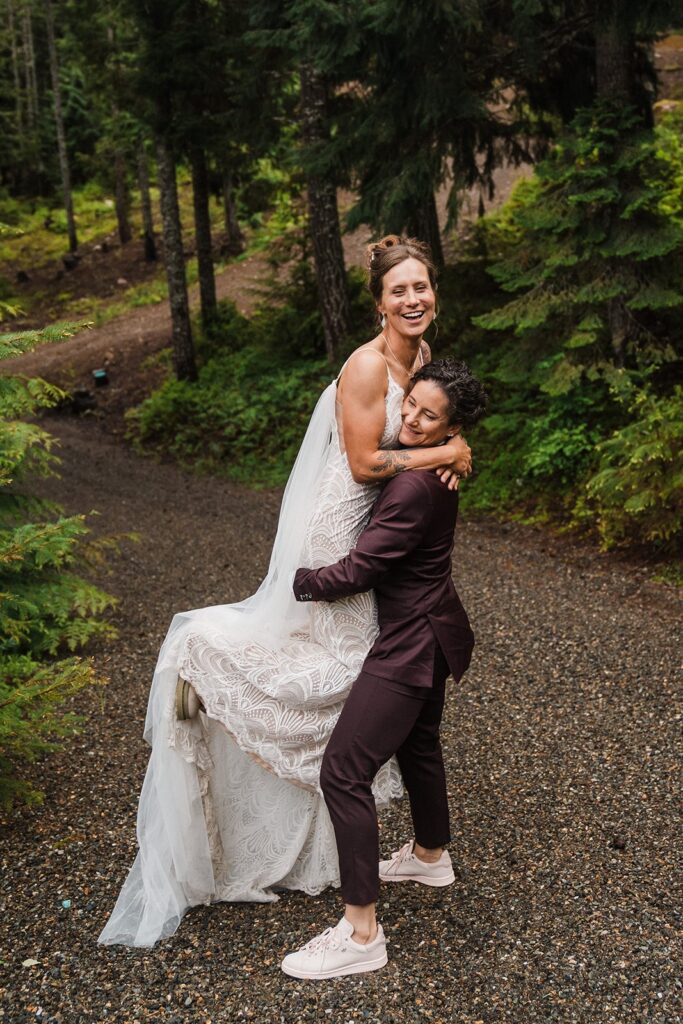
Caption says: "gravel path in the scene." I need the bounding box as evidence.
[1,415,681,1024]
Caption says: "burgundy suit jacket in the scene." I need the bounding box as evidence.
[293,470,474,689]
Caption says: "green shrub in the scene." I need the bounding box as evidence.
[128,343,330,486]
[576,379,683,551]
[453,104,683,553]
[0,319,117,807]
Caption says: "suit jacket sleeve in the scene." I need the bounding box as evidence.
[293,473,433,602]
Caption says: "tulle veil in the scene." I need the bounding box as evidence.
[98,381,342,947]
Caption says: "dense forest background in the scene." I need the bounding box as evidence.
[0,2,682,800]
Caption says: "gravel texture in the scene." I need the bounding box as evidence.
[0,415,681,1024]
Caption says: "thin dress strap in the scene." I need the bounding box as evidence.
[336,347,391,386]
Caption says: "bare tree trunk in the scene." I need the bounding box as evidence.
[222,169,244,254]
[44,0,77,252]
[23,6,39,130]
[410,191,444,268]
[595,5,632,104]
[8,0,23,140]
[155,131,196,381]
[300,63,351,363]
[137,138,157,261]
[595,4,633,365]
[607,299,628,368]
[104,25,131,245]
[114,147,132,244]
[190,147,217,325]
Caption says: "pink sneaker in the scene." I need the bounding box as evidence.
[379,840,455,886]
[281,917,388,979]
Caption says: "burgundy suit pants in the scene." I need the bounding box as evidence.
[320,647,451,906]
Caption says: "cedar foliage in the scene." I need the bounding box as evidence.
[470,103,683,551]
[0,312,117,807]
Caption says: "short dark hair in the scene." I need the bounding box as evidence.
[409,359,488,428]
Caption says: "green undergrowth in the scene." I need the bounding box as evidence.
[127,262,373,486]
[1,159,312,329]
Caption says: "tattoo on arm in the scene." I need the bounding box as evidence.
[371,450,412,476]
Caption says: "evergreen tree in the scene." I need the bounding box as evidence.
[473,105,683,549]
[191,144,217,325]
[155,128,197,380]
[136,134,157,260]
[0,310,116,806]
[476,105,683,375]
[299,61,351,360]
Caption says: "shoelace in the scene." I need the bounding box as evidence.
[386,841,415,874]
[302,924,345,955]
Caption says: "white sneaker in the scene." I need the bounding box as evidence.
[281,917,388,979]
[175,676,204,720]
[379,840,455,886]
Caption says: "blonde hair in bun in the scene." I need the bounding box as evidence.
[366,234,437,305]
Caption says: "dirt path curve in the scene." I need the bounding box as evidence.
[1,167,531,431]
[0,250,275,429]
[1,416,680,1023]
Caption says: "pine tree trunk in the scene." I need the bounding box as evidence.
[137,139,157,261]
[410,192,444,268]
[222,170,244,254]
[607,299,628,368]
[595,5,632,104]
[155,132,196,381]
[105,25,131,246]
[8,0,23,141]
[595,4,633,365]
[114,149,132,244]
[44,0,77,252]
[300,63,351,363]
[23,7,39,131]
[190,148,217,325]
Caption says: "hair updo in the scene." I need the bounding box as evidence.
[409,359,488,429]
[366,234,438,305]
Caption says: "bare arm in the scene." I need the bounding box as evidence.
[339,349,472,484]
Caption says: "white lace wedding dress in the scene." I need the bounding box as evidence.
[98,366,405,947]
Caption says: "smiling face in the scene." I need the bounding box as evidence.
[378,257,436,339]
[399,379,454,447]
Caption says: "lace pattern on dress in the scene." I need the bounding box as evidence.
[173,373,406,899]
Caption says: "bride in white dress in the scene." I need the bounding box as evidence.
[99,235,471,947]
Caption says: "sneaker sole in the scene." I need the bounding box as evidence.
[281,952,388,980]
[379,870,455,887]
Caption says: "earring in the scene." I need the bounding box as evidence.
[433,308,438,321]
[380,313,386,329]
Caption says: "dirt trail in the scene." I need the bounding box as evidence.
[1,168,530,430]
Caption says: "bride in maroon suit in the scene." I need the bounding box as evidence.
[99,235,473,947]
